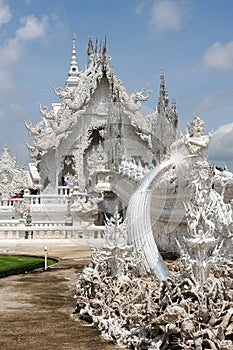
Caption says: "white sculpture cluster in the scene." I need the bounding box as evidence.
[173,117,232,283]
[70,189,104,218]
[119,158,153,182]
[64,175,104,219]
[0,145,32,207]
[177,160,232,288]
[213,166,233,198]
[75,115,233,349]
[75,206,233,349]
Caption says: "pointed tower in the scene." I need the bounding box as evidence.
[157,68,168,114]
[66,33,79,88]
[171,98,178,127]
[102,37,107,56]
[86,33,94,56]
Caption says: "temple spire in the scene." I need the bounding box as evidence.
[66,33,79,88]
[157,67,169,114]
[86,33,94,56]
[102,37,107,56]
[159,68,166,101]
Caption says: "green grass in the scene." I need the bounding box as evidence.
[0,255,57,278]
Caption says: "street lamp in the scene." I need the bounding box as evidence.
[44,245,48,270]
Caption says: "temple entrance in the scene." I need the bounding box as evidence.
[59,155,76,186]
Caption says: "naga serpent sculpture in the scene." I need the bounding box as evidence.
[126,158,176,281]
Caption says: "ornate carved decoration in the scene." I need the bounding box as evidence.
[0,146,32,200]
[25,35,178,169]
[86,142,108,175]
[74,117,233,349]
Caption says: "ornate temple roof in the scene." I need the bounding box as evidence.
[25,34,178,160]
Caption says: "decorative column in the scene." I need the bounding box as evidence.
[74,145,85,189]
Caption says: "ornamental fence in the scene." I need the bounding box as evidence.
[0,186,77,207]
[0,194,67,207]
[0,221,105,240]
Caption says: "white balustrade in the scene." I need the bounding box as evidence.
[57,186,70,196]
[0,223,106,240]
[0,191,69,207]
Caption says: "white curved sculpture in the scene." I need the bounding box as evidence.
[126,115,216,281]
[126,158,176,280]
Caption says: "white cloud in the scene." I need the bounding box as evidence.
[0,14,47,65]
[0,13,48,119]
[0,0,11,25]
[148,0,187,32]
[0,37,24,65]
[16,15,47,40]
[0,108,4,119]
[0,9,65,122]
[203,41,233,71]
[134,2,146,15]
[9,103,25,115]
[209,123,233,170]
[0,70,14,94]
[196,91,233,114]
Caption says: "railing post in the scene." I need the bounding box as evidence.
[44,245,48,270]
[64,196,73,238]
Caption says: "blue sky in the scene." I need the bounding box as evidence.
[0,0,233,170]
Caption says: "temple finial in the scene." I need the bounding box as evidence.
[72,33,76,48]
[95,38,98,53]
[86,33,94,56]
[159,67,166,97]
[157,67,168,113]
[66,33,79,88]
[102,37,107,56]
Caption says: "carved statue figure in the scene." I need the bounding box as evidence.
[126,88,152,112]
[213,167,233,196]
[184,115,212,157]
[70,189,104,217]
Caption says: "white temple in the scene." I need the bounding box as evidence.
[24,34,178,222]
[0,34,232,253]
[0,34,232,349]
[26,35,177,189]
